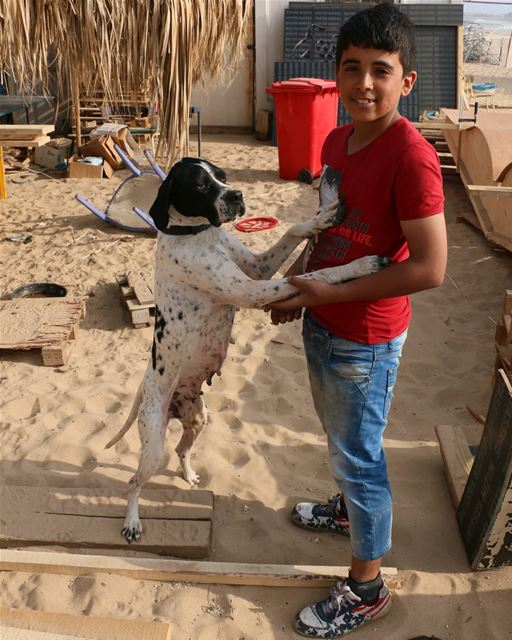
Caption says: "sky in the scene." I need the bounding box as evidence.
[464,1,512,15]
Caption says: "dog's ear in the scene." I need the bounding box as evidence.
[148,170,175,231]
[182,157,227,184]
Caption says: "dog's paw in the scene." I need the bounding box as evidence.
[121,520,142,543]
[313,197,346,232]
[182,468,200,486]
[356,255,390,274]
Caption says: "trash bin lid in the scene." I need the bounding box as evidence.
[265,78,338,95]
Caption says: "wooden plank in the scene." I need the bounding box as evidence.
[0,486,213,520]
[126,299,151,325]
[457,370,512,569]
[0,136,51,148]
[466,184,512,195]
[0,607,171,640]
[0,124,54,136]
[128,271,154,305]
[435,424,474,507]
[0,549,399,589]
[0,486,212,558]
[0,510,211,558]
[0,147,6,199]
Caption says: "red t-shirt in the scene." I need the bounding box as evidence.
[307,116,444,344]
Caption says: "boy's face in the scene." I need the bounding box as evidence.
[336,45,417,126]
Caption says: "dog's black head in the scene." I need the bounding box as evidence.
[148,157,245,232]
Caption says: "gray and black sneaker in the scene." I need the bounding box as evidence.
[291,494,350,535]
[295,577,391,638]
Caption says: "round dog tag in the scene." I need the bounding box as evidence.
[235,217,279,232]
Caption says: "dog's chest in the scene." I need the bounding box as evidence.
[154,233,236,373]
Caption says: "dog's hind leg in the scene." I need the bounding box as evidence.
[171,392,207,486]
[122,376,177,543]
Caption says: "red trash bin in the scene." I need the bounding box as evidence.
[265,78,339,182]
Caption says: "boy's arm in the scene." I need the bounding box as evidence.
[267,213,447,310]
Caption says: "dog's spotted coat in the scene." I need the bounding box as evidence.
[105,157,387,542]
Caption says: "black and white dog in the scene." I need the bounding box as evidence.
[106,157,387,542]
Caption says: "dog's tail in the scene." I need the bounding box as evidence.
[104,385,143,449]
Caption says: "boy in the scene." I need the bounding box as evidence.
[268,4,447,638]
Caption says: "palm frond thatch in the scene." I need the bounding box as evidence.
[0,0,252,163]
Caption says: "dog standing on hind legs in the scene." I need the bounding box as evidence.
[105,157,388,543]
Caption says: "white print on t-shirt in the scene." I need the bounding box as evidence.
[307,165,374,267]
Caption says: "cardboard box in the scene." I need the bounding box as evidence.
[78,135,123,169]
[67,155,113,179]
[33,144,69,170]
[90,123,139,158]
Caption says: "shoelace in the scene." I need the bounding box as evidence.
[321,581,360,616]
[327,493,342,515]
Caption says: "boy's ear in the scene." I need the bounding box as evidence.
[401,71,417,97]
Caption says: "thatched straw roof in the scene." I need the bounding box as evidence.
[0,0,252,162]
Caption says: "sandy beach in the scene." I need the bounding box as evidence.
[0,133,511,639]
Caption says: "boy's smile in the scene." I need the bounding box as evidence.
[337,45,416,136]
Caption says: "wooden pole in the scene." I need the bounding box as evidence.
[73,76,82,149]
[0,147,6,199]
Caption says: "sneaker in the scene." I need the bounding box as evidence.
[295,578,391,638]
[291,494,349,535]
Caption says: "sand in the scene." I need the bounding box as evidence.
[1,133,511,639]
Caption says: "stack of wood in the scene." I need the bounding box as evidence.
[413,114,457,176]
[495,289,512,381]
[0,124,54,148]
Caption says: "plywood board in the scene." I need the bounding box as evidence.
[0,486,213,558]
[457,370,512,569]
[0,549,399,589]
[0,298,84,349]
[441,109,512,251]
[0,607,171,640]
[435,424,474,507]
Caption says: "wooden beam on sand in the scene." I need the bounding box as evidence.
[0,549,399,589]
[0,607,171,640]
[435,424,474,508]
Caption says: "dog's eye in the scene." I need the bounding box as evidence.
[196,183,209,192]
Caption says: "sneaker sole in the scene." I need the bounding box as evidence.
[293,596,392,638]
[290,513,350,536]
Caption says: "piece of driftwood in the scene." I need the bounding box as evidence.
[117,273,155,328]
[0,549,399,589]
[0,486,213,558]
[0,607,171,640]
[442,109,512,252]
[0,298,84,366]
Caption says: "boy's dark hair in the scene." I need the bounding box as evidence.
[336,3,416,75]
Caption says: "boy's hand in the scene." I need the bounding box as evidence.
[268,308,302,325]
[267,277,340,312]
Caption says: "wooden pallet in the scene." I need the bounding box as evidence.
[116,272,155,328]
[0,297,84,366]
[0,486,213,558]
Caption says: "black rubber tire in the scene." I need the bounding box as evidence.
[297,169,313,184]
[10,283,68,299]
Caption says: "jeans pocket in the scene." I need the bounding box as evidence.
[384,365,398,418]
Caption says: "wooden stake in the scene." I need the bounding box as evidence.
[0,147,6,199]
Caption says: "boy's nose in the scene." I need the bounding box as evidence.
[356,72,373,91]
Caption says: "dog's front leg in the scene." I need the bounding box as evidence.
[221,201,344,279]
[192,253,388,309]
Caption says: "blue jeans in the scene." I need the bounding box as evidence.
[302,312,407,561]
